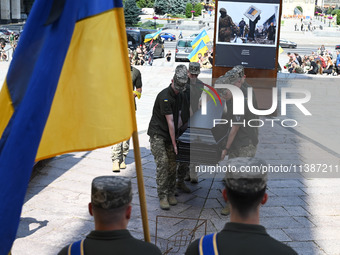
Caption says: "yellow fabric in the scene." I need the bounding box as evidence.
[80,239,84,255]
[279,46,283,54]
[199,236,204,255]
[0,83,14,137]
[190,45,209,63]
[36,8,136,160]
[192,35,210,49]
[213,233,218,255]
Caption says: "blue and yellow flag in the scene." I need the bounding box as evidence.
[187,40,209,62]
[0,0,136,253]
[144,29,162,43]
[191,29,210,49]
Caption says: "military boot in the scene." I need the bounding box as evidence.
[221,203,230,216]
[120,159,126,169]
[184,172,190,181]
[190,168,198,183]
[159,197,170,210]
[112,161,120,172]
[168,195,178,206]
[176,181,191,193]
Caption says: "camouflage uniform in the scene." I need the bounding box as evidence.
[111,140,130,163]
[148,65,188,200]
[112,66,142,168]
[178,63,202,184]
[186,158,298,255]
[150,135,177,198]
[58,176,162,255]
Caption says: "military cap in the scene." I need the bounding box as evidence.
[223,69,241,84]
[91,176,132,209]
[173,64,188,91]
[220,8,227,13]
[224,157,268,193]
[232,65,245,78]
[189,62,201,75]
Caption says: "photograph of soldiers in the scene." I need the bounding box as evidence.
[218,8,239,43]
[148,65,188,210]
[216,2,279,46]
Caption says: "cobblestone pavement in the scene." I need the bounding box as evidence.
[9,61,340,254]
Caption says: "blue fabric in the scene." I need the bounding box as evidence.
[191,29,208,47]
[200,233,216,255]
[70,240,82,255]
[0,0,121,254]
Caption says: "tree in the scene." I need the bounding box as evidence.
[193,3,202,16]
[185,2,193,18]
[168,0,187,15]
[124,0,141,27]
[154,0,169,15]
[337,10,340,25]
[137,0,155,8]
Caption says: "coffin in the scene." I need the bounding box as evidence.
[176,99,229,164]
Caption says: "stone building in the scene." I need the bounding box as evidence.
[282,0,315,18]
[0,0,34,24]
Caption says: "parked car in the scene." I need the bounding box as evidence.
[335,45,340,50]
[189,33,199,38]
[126,28,164,58]
[175,38,193,62]
[280,39,297,48]
[160,32,176,41]
[0,32,8,44]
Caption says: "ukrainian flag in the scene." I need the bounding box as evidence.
[144,29,162,43]
[187,40,209,62]
[0,0,136,253]
[191,29,210,49]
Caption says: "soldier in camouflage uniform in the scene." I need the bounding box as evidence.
[177,63,205,189]
[112,65,142,172]
[148,65,188,210]
[185,158,298,255]
[58,176,161,255]
[218,65,259,215]
[218,8,239,42]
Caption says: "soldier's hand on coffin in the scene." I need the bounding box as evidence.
[221,149,228,161]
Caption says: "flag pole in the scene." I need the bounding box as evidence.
[132,130,151,242]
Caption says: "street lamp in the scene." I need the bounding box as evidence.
[191,10,195,20]
[153,16,158,29]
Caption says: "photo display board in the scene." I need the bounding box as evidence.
[215,0,280,69]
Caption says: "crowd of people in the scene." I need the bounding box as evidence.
[285,47,340,76]
[129,44,155,66]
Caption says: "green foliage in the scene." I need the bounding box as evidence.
[136,21,164,29]
[168,0,187,15]
[124,0,141,26]
[185,2,193,18]
[331,9,339,15]
[193,3,202,16]
[136,0,155,8]
[327,8,332,15]
[154,0,168,15]
[296,6,303,13]
[315,6,322,14]
[171,14,186,18]
[337,10,340,25]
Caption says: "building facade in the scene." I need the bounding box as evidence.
[0,0,34,24]
[282,0,315,18]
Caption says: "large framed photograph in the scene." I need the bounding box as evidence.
[216,1,279,47]
[214,0,280,69]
